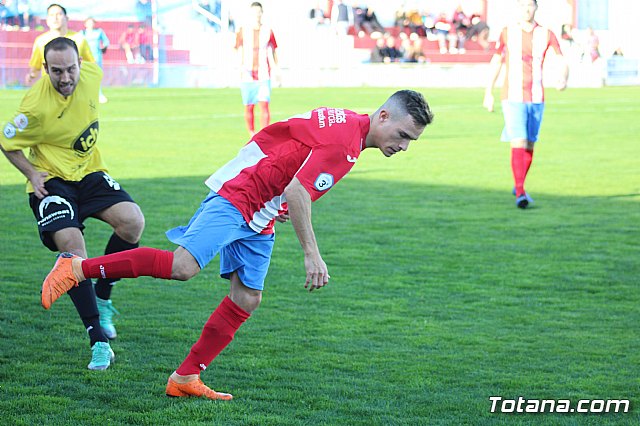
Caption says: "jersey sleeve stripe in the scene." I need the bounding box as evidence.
[205,141,267,192]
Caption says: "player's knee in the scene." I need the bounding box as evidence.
[51,228,86,256]
[234,290,262,313]
[230,278,262,313]
[118,207,145,242]
[170,247,200,281]
[130,211,145,239]
[170,258,199,281]
[247,289,262,307]
[171,263,198,281]
[510,139,528,149]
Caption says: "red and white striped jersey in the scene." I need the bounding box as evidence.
[235,25,277,81]
[205,108,370,234]
[496,22,562,103]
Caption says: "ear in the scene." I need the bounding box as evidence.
[378,109,389,122]
[44,63,50,76]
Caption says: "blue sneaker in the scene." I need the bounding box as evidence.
[516,193,534,209]
[88,341,115,371]
[97,298,119,340]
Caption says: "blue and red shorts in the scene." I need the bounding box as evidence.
[166,191,274,290]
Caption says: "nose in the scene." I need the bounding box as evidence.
[60,71,70,82]
[398,141,409,152]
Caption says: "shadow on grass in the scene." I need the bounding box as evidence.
[0,176,638,425]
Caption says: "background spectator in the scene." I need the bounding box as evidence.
[0,1,8,30]
[119,24,140,64]
[354,6,384,39]
[402,9,426,37]
[586,27,600,63]
[17,0,31,30]
[394,4,407,30]
[380,35,402,63]
[451,5,470,53]
[467,13,489,51]
[138,23,153,62]
[561,23,574,46]
[434,12,453,54]
[560,23,581,61]
[330,0,352,36]
[422,9,437,39]
[370,36,385,63]
[82,17,110,68]
[309,2,327,28]
[0,0,18,30]
[402,33,425,63]
[81,17,110,103]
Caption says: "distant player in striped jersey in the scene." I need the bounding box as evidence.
[483,0,568,208]
[235,2,280,136]
[41,90,434,400]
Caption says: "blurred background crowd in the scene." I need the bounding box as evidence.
[0,0,636,88]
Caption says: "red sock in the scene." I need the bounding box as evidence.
[524,148,534,177]
[244,105,255,134]
[176,296,250,375]
[81,247,173,280]
[511,147,527,197]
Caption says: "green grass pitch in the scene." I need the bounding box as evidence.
[0,86,639,425]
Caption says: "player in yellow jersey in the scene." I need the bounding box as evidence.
[25,4,95,86]
[1,38,145,371]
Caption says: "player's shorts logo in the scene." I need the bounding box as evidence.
[38,195,75,226]
[14,113,28,130]
[39,195,74,220]
[314,173,334,191]
[3,123,16,139]
[73,121,99,154]
[102,173,121,191]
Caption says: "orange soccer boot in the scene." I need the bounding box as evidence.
[165,376,233,401]
[41,252,80,309]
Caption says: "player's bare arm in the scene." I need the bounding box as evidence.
[283,177,329,292]
[483,53,503,112]
[235,43,244,71]
[25,67,41,85]
[269,48,281,87]
[556,55,569,91]
[0,145,49,198]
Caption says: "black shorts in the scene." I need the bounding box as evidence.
[28,171,135,251]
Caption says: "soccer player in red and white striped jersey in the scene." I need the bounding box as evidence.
[235,2,279,136]
[483,0,568,208]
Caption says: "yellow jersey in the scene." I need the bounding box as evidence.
[1,62,107,193]
[29,30,95,70]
